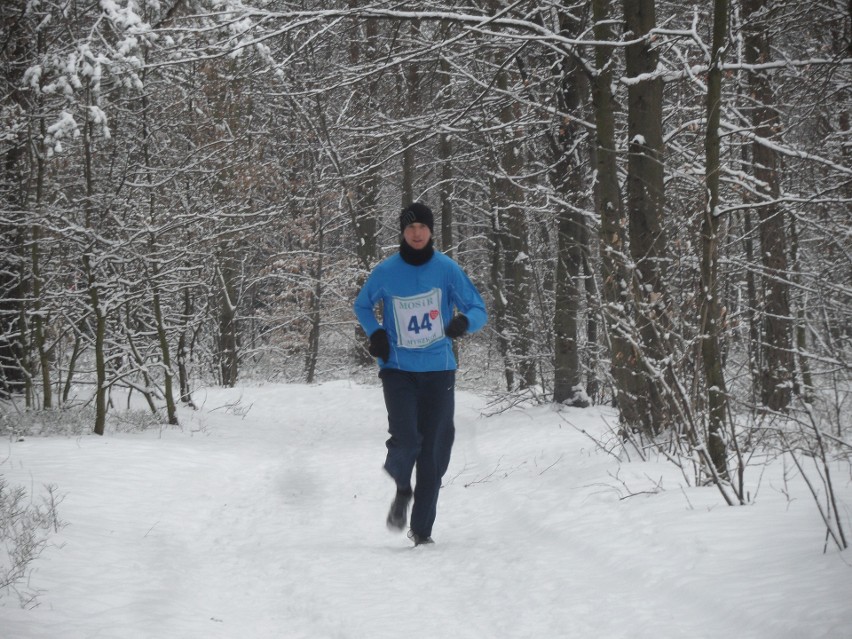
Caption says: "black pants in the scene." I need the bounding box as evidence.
[380,368,456,538]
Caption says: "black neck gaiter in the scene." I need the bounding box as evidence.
[399,238,435,266]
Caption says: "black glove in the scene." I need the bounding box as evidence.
[445,314,469,339]
[368,328,390,361]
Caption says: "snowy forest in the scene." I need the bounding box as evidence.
[1,0,850,548]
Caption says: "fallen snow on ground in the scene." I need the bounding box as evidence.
[1,381,850,638]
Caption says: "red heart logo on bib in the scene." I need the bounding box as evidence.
[430,309,439,320]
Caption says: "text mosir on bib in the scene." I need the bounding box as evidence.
[392,288,445,349]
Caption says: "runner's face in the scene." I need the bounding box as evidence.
[403,222,431,249]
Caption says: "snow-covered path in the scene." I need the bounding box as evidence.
[2,382,850,638]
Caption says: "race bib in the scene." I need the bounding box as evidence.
[392,289,445,349]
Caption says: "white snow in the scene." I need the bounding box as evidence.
[2,381,850,638]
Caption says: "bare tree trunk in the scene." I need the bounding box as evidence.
[0,250,24,399]
[743,0,793,412]
[16,245,32,408]
[496,66,536,390]
[31,224,52,409]
[346,9,380,364]
[700,0,731,475]
[142,64,178,426]
[590,0,644,428]
[401,19,420,206]
[62,332,82,405]
[583,250,601,401]
[177,286,195,406]
[487,178,513,390]
[553,206,589,406]
[740,210,762,407]
[84,251,107,436]
[305,211,323,384]
[216,261,239,388]
[151,273,178,425]
[788,215,812,401]
[0,9,32,400]
[551,7,590,407]
[439,55,455,257]
[624,0,674,433]
[78,84,108,435]
[31,91,53,409]
[346,16,379,269]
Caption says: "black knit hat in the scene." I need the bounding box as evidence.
[400,202,434,234]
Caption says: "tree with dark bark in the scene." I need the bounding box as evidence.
[590,0,645,429]
[701,0,732,477]
[741,0,794,413]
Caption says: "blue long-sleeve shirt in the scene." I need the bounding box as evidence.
[354,251,487,372]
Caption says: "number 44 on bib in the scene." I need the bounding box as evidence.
[392,289,445,349]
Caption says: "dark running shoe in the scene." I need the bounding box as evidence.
[408,530,434,546]
[386,487,413,531]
